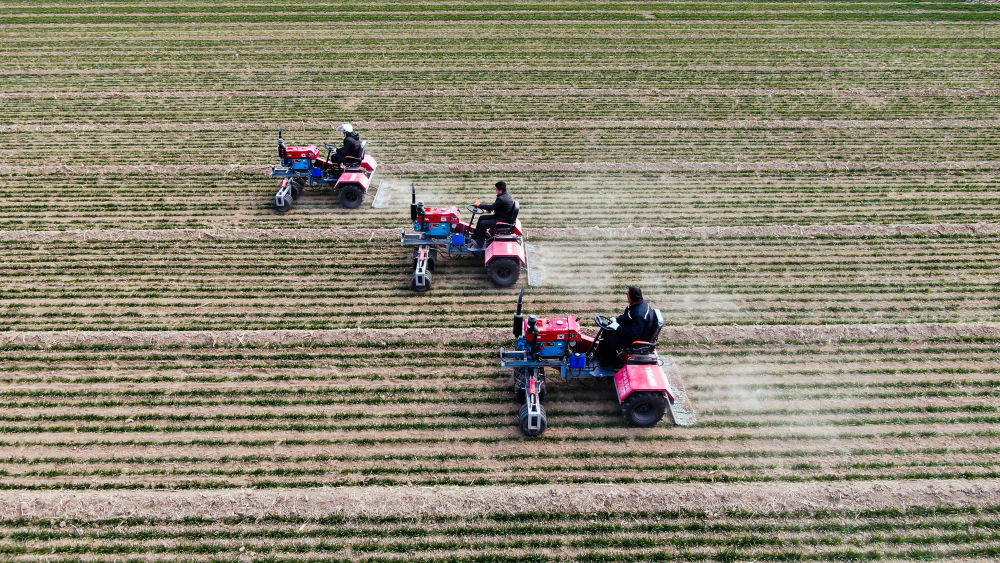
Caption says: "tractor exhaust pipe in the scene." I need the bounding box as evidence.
[277,127,286,159]
[410,182,424,222]
[512,289,525,337]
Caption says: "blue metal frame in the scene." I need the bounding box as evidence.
[271,168,340,188]
[500,344,618,380]
[400,231,484,258]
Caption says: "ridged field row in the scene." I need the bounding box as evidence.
[5,124,1000,162]
[4,172,1000,230]
[2,506,1000,560]
[0,332,996,489]
[3,170,999,230]
[1,233,996,330]
[3,0,999,25]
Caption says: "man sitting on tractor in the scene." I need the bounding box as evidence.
[595,286,659,368]
[472,181,516,247]
[332,123,364,166]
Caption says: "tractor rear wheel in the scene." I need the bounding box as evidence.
[487,257,520,287]
[622,391,667,427]
[290,179,304,201]
[518,403,547,437]
[339,185,364,209]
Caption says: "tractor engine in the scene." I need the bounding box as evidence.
[281,146,319,170]
[278,135,320,174]
[513,313,589,368]
[521,316,581,358]
[413,205,461,238]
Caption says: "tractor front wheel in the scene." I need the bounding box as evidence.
[410,271,432,292]
[339,185,364,209]
[622,391,667,427]
[487,257,520,287]
[275,194,292,213]
[518,403,547,437]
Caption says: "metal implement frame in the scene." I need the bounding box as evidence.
[522,370,544,434]
[400,232,481,258]
[500,348,617,380]
[271,168,340,188]
[411,245,432,289]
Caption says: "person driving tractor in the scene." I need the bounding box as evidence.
[472,181,515,247]
[595,286,659,367]
[332,123,363,165]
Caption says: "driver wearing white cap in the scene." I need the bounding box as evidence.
[333,123,363,165]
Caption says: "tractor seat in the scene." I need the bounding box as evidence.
[625,353,659,365]
[490,222,515,237]
[625,340,657,355]
[340,141,367,168]
[622,309,665,356]
[487,201,520,236]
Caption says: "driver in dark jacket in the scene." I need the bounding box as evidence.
[472,181,515,247]
[332,123,363,165]
[596,286,658,368]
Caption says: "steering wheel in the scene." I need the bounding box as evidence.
[467,204,485,216]
[594,315,614,330]
[323,143,336,152]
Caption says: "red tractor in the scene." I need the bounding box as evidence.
[271,129,377,212]
[401,184,526,291]
[500,291,696,436]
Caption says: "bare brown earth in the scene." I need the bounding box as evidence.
[5,118,1000,131]
[3,480,997,521]
[4,87,1000,100]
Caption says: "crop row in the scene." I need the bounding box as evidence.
[3,334,997,372]
[2,10,998,27]
[4,99,999,127]
[1,233,996,330]
[2,2,998,24]
[0,330,993,489]
[1,504,1000,559]
[9,41,1000,65]
[3,21,993,42]
[2,169,997,230]
[6,69,998,93]
[6,126,1000,164]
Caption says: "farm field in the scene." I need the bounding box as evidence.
[2,0,1000,559]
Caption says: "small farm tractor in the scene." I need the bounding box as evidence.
[270,129,377,212]
[500,291,696,436]
[401,184,526,291]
